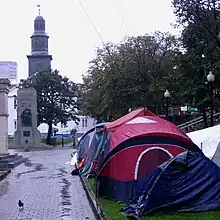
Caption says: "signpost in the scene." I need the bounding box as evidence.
[0,61,17,80]
[180,106,188,112]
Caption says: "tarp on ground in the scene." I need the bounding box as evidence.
[121,151,220,219]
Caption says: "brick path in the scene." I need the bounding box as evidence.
[0,147,96,220]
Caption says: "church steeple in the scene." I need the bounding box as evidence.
[33,5,46,35]
[27,6,52,77]
[31,7,48,55]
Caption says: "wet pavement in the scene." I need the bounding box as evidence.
[0,147,96,220]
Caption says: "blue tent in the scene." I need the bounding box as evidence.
[76,122,108,169]
[121,151,220,219]
[77,123,107,147]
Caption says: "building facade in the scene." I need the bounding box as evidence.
[38,116,96,136]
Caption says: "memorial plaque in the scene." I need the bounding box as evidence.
[23,131,30,137]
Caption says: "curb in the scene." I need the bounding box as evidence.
[0,169,11,181]
[80,175,108,220]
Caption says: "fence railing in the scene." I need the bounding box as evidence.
[178,115,204,128]
[178,112,220,133]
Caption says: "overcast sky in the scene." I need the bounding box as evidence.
[0,0,178,84]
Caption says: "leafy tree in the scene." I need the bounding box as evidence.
[22,69,79,144]
[80,32,182,121]
[172,0,220,126]
[172,0,220,45]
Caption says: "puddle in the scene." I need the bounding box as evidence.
[62,201,71,206]
[48,173,63,179]
[30,175,45,180]
[60,216,72,220]
[48,167,68,179]
[60,177,72,218]
[58,168,68,174]
[62,208,71,212]
[35,164,44,171]
[16,163,46,179]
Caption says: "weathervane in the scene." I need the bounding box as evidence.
[37,4,41,15]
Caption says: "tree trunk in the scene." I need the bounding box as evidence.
[46,122,53,145]
[203,109,208,128]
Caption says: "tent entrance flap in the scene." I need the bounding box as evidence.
[134,146,174,180]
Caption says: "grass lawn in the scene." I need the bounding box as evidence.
[55,138,73,145]
[8,137,13,144]
[88,179,220,220]
[41,137,73,146]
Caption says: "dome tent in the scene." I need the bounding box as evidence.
[96,116,201,201]
[73,122,108,176]
[121,151,220,219]
[79,107,155,176]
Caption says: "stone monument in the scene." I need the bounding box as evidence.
[0,79,10,155]
[14,84,41,148]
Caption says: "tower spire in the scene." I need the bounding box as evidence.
[27,7,52,77]
[37,4,41,15]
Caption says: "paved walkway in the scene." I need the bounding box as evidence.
[0,147,96,220]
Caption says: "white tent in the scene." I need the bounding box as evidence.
[187,124,220,159]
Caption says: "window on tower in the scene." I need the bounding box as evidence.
[35,23,39,30]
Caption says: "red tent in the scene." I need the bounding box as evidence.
[106,107,156,132]
[96,116,201,202]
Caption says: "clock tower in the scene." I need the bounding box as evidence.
[27,9,52,77]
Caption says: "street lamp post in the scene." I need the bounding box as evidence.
[164,89,170,120]
[207,71,215,127]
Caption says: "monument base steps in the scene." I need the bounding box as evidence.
[0,169,11,181]
[0,154,25,170]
